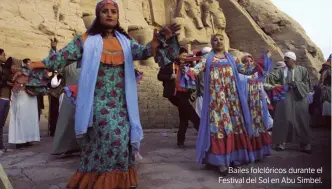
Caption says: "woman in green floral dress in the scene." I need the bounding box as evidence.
[11,1,180,188]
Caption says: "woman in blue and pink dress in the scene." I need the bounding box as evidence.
[238,54,273,162]
[186,34,273,175]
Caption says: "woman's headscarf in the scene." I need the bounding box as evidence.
[95,0,119,15]
[241,54,254,65]
[87,0,119,33]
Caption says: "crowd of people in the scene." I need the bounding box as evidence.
[0,0,330,189]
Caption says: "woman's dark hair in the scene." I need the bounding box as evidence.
[327,54,332,63]
[23,58,31,64]
[179,47,188,55]
[87,16,131,39]
[0,48,4,55]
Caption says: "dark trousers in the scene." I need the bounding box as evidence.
[48,95,59,137]
[0,98,10,149]
[168,91,200,144]
[37,95,44,121]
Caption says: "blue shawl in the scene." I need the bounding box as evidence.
[75,32,143,151]
[196,51,254,164]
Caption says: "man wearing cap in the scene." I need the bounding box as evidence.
[265,51,312,154]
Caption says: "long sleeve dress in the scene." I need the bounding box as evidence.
[191,54,257,167]
[22,33,179,189]
[238,72,272,161]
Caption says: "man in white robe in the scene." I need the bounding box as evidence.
[8,58,40,148]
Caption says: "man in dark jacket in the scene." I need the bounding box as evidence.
[0,49,11,151]
[157,47,200,147]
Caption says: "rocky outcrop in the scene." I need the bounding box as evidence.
[0,0,86,60]
[238,0,324,81]
[0,0,324,128]
[219,0,284,63]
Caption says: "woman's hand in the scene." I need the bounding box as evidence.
[160,23,181,40]
[151,24,181,57]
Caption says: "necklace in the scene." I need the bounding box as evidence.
[104,35,115,39]
[215,54,225,59]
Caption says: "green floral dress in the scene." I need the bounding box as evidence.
[23,34,179,189]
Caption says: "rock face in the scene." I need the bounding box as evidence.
[0,0,86,60]
[238,0,324,82]
[0,0,324,128]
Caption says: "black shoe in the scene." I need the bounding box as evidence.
[300,149,312,154]
[24,142,33,147]
[177,142,185,148]
[275,143,285,151]
[300,144,311,154]
[16,144,24,149]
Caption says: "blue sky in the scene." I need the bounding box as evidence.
[272,0,332,59]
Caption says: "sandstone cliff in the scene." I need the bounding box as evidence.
[238,0,324,81]
[0,0,324,128]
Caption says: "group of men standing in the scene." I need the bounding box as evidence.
[0,38,80,155]
[0,51,40,149]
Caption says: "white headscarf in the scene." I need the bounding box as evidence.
[284,51,296,61]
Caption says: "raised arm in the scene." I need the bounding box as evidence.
[131,24,181,67]
[188,57,207,76]
[264,68,283,90]
[11,36,84,95]
[41,35,84,71]
[130,40,153,61]
[236,51,273,77]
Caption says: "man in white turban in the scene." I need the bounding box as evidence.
[265,51,312,154]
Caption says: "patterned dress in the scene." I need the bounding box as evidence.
[32,34,154,189]
[191,56,256,167]
[238,73,272,161]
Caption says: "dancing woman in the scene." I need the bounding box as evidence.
[11,0,180,188]
[187,34,272,175]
